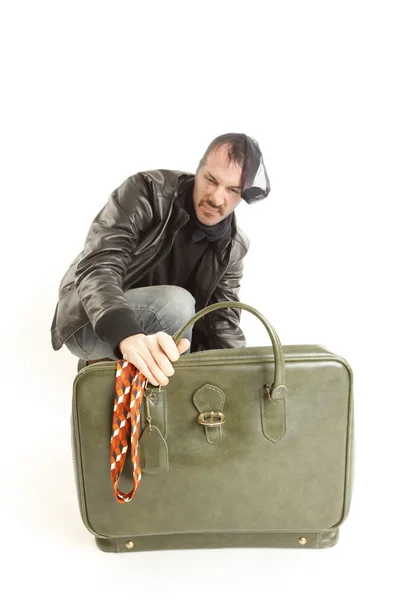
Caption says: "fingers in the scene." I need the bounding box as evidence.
[123,332,188,387]
[128,344,170,387]
[156,331,181,362]
[176,338,190,355]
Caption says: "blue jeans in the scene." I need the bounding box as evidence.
[64,285,196,360]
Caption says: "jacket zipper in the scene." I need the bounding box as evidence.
[202,244,232,308]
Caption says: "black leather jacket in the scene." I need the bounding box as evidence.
[51,169,250,353]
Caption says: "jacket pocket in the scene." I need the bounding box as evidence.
[60,281,76,298]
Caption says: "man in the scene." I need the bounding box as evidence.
[50,133,270,386]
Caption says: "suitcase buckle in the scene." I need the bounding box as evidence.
[197,411,226,427]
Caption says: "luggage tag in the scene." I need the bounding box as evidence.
[139,384,169,475]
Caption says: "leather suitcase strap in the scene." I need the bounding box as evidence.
[110,360,147,504]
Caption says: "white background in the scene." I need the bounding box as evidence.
[1,0,399,597]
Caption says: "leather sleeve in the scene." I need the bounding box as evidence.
[74,174,153,350]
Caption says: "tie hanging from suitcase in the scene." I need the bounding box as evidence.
[110,361,147,503]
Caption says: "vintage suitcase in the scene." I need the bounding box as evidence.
[71,301,354,552]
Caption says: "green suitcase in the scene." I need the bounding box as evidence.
[71,302,354,552]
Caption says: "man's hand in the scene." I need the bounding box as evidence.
[119,332,190,386]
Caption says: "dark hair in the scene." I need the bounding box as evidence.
[196,132,270,204]
[196,133,247,172]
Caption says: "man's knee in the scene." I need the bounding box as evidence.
[160,286,196,330]
[124,285,196,338]
[164,285,196,324]
[162,285,195,311]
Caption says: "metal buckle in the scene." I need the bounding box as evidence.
[197,411,226,428]
[144,380,162,392]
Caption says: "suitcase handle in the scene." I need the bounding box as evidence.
[173,301,286,399]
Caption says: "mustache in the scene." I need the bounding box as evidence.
[200,200,222,213]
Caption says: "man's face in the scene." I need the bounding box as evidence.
[193,144,243,225]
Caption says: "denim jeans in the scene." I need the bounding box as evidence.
[64,285,196,360]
